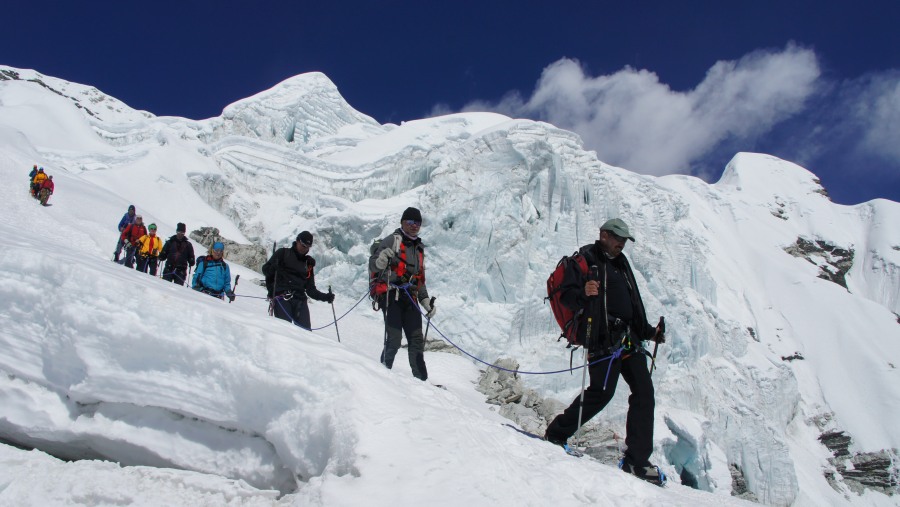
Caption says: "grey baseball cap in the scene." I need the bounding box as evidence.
[600,218,635,242]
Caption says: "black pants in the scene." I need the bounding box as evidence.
[162,264,188,285]
[545,350,655,465]
[273,293,312,330]
[123,246,137,268]
[379,292,427,381]
[136,256,159,275]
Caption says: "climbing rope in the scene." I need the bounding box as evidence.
[201,275,635,376]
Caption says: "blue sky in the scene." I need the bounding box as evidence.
[3,1,898,204]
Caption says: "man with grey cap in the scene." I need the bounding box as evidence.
[262,231,334,330]
[544,218,667,486]
[369,207,435,381]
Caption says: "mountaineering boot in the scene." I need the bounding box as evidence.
[543,428,568,448]
[619,457,667,487]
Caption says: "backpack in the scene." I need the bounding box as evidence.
[545,252,590,346]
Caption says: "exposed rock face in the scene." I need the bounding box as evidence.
[729,463,759,502]
[818,430,899,496]
[784,237,854,288]
[190,227,268,273]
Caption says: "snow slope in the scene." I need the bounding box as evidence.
[1,65,898,506]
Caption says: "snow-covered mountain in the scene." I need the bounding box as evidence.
[1,65,898,506]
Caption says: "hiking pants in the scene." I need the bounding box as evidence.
[123,246,137,268]
[113,237,126,262]
[379,292,427,381]
[273,293,312,330]
[545,351,655,465]
[162,264,188,285]
[136,256,159,276]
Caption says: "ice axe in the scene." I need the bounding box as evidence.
[423,296,436,342]
[650,316,665,375]
[229,274,240,303]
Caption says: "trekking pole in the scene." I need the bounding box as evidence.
[230,274,240,303]
[650,316,665,376]
[328,285,341,343]
[575,266,600,439]
[423,296,436,343]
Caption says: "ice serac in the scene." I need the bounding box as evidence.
[204,72,387,147]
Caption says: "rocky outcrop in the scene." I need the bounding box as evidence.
[190,227,268,273]
[818,430,899,496]
[729,463,759,502]
[475,358,564,436]
[784,237,854,288]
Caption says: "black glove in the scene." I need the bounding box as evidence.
[226,291,236,303]
[653,317,666,343]
[325,292,335,304]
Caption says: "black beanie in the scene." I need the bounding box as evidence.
[176,222,186,233]
[297,231,314,246]
[401,207,422,223]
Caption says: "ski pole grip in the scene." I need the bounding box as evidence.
[658,316,665,335]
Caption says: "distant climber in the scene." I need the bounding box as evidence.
[159,222,195,285]
[262,231,334,330]
[192,242,234,302]
[38,175,54,206]
[135,223,163,276]
[119,214,147,268]
[113,205,136,263]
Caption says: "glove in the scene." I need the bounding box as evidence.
[226,291,236,303]
[375,248,395,270]
[653,317,666,343]
[124,240,132,248]
[420,298,436,318]
[325,292,335,304]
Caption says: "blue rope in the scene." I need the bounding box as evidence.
[392,285,626,375]
[195,273,631,377]
[264,287,371,330]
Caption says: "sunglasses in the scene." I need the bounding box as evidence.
[404,220,421,227]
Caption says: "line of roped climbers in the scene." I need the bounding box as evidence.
[107,201,668,485]
[27,164,55,206]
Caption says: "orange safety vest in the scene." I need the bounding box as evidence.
[371,241,425,297]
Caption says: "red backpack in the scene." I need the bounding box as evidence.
[546,252,589,345]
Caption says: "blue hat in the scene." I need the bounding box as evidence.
[212,242,224,251]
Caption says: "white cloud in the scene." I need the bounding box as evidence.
[459,44,822,176]
[853,72,900,161]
